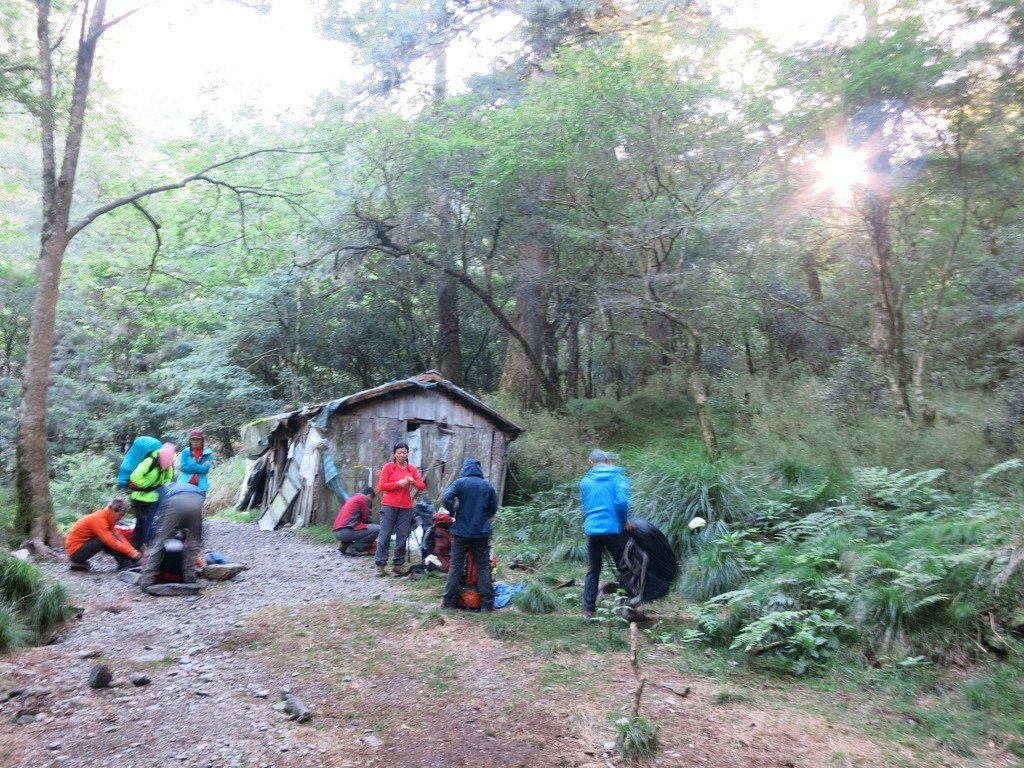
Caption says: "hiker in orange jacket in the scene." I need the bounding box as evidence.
[66,498,140,572]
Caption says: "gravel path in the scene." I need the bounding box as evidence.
[0,521,406,768]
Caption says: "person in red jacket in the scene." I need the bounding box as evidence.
[65,498,140,572]
[332,486,379,556]
[374,441,426,577]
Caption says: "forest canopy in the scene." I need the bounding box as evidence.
[0,0,1022,542]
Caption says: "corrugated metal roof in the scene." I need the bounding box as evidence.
[254,371,524,438]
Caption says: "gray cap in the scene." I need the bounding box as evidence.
[589,449,611,463]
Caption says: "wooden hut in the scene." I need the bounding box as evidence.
[238,371,524,531]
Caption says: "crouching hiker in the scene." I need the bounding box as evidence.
[139,483,204,589]
[332,486,379,556]
[440,458,498,613]
[66,498,140,572]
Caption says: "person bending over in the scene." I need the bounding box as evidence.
[66,498,140,572]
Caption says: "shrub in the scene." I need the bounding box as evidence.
[51,453,119,528]
[0,553,75,652]
[204,455,247,516]
[517,581,560,614]
[629,446,749,553]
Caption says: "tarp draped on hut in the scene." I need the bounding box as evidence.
[237,372,524,531]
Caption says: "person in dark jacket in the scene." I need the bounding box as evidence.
[139,482,204,589]
[440,457,499,612]
[332,487,378,556]
[580,449,634,621]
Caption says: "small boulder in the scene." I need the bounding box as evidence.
[282,694,311,723]
[88,664,112,689]
[199,564,247,581]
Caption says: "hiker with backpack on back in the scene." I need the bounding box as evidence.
[122,438,176,550]
[440,457,499,613]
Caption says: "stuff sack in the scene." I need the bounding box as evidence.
[117,436,161,488]
[623,518,679,603]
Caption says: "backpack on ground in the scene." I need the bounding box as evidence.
[117,436,161,489]
[422,510,453,572]
[455,547,497,610]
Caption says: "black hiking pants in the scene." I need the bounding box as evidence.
[69,537,136,571]
[442,535,493,609]
[583,532,634,613]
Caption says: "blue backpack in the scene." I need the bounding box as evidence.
[117,436,162,488]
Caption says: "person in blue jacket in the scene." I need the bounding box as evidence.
[440,457,499,613]
[580,449,635,621]
[179,428,214,496]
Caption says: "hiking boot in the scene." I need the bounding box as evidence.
[480,606,493,614]
[349,549,372,557]
[392,564,406,577]
[440,600,457,610]
[68,561,91,572]
[338,543,349,555]
[374,564,387,578]
[583,610,596,622]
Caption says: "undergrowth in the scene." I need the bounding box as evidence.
[0,552,76,652]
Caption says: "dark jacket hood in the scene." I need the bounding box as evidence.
[458,458,484,479]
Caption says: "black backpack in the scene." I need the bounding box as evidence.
[622,519,679,603]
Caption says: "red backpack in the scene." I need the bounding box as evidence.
[456,549,497,610]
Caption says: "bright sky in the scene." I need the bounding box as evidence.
[102,0,353,134]
[99,0,854,136]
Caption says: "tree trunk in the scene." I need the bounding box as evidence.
[499,239,551,408]
[429,21,463,384]
[16,0,107,546]
[14,237,69,545]
[864,179,913,424]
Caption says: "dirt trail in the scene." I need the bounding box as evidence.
[0,521,901,768]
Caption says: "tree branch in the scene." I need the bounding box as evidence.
[65,147,324,239]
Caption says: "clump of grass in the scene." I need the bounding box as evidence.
[614,715,658,762]
[0,552,76,653]
[629,447,748,553]
[29,581,75,635]
[0,553,40,605]
[0,603,30,652]
[205,456,248,517]
[712,690,747,705]
[517,581,560,614]
[485,622,521,641]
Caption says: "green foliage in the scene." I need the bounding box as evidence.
[0,603,29,653]
[0,553,75,651]
[679,531,750,601]
[614,715,658,763]
[854,467,948,512]
[204,456,247,517]
[51,453,120,528]
[730,609,849,676]
[517,581,560,615]
[682,461,1024,671]
[629,447,749,553]
[29,581,75,635]
[0,551,39,605]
